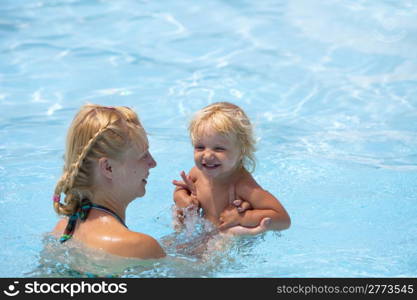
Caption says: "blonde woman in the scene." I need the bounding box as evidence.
[173,102,291,235]
[52,104,165,259]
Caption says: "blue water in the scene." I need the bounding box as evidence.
[1,0,417,277]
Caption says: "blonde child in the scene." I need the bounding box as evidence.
[172,102,290,235]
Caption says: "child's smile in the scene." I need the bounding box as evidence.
[201,162,221,168]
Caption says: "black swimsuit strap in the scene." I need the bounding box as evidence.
[90,203,127,228]
[59,199,127,243]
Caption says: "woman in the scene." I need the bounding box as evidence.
[52,104,165,259]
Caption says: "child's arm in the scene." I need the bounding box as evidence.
[172,168,199,226]
[173,186,197,208]
[172,169,198,208]
[219,174,290,232]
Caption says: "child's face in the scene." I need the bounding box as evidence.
[193,126,241,178]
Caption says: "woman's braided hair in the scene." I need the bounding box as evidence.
[53,104,147,216]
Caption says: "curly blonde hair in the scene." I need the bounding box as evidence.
[189,102,256,172]
[53,104,147,216]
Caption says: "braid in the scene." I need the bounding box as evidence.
[67,124,110,189]
[53,124,113,216]
[53,172,77,215]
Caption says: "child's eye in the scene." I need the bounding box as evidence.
[214,147,226,151]
[194,145,204,151]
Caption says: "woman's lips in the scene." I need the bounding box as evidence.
[142,173,149,184]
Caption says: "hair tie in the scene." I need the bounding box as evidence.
[53,194,61,203]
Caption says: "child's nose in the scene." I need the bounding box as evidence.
[203,150,215,160]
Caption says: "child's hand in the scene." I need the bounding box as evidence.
[221,217,271,236]
[175,193,199,216]
[172,171,196,195]
[173,194,200,230]
[186,194,199,210]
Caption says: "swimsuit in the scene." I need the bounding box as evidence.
[60,198,128,243]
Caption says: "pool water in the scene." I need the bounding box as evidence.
[1,0,416,277]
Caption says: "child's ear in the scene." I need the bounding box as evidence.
[98,157,113,179]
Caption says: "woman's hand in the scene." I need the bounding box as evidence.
[218,205,241,230]
[232,199,252,213]
[217,199,252,230]
[221,217,271,236]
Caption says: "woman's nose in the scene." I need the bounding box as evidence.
[148,152,157,168]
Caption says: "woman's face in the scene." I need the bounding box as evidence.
[114,145,157,199]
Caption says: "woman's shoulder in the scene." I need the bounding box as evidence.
[51,216,68,236]
[108,230,166,259]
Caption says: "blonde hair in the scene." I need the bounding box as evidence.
[53,104,148,216]
[189,102,256,172]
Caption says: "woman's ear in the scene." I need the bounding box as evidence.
[98,157,113,179]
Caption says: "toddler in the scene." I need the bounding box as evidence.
[173,102,290,235]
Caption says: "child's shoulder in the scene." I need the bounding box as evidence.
[235,169,262,194]
[236,168,258,184]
